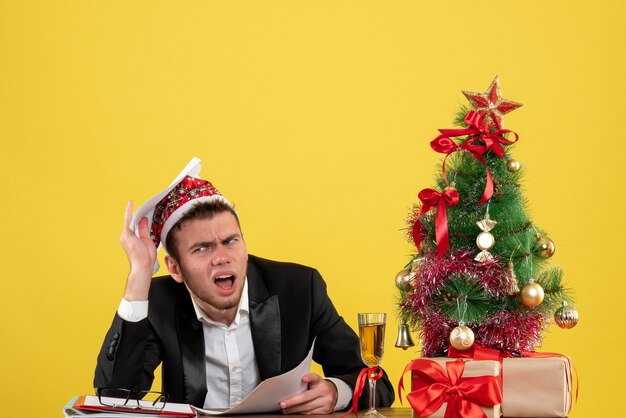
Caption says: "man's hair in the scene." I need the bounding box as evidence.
[165,200,240,261]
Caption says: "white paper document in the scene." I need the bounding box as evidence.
[196,341,315,415]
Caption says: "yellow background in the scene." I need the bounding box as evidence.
[1,1,624,417]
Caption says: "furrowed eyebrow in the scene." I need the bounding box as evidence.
[221,233,241,244]
[187,233,241,252]
[188,241,216,252]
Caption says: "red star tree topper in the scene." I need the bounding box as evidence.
[462,76,522,130]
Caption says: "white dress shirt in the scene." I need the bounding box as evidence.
[117,278,352,410]
[189,279,260,408]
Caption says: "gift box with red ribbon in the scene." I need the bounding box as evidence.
[443,344,576,417]
[399,358,502,418]
[502,356,573,417]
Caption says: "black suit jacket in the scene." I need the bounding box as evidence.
[94,255,394,409]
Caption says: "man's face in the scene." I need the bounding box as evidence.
[166,211,248,323]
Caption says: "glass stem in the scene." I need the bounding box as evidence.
[369,375,377,412]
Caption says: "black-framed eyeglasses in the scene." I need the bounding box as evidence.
[96,388,169,411]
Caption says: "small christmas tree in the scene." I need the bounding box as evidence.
[396,76,579,356]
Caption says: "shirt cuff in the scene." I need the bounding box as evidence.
[117,298,149,322]
[326,377,352,411]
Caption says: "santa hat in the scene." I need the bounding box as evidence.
[131,158,232,268]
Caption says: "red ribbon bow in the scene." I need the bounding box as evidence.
[412,187,459,259]
[430,111,520,205]
[438,110,519,157]
[399,359,502,418]
[340,366,383,418]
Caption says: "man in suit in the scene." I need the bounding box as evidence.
[94,159,394,414]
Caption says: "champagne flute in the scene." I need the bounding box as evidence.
[358,313,386,418]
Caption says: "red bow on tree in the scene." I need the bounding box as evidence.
[412,187,459,259]
[430,111,519,205]
[399,359,502,418]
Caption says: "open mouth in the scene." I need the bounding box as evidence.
[214,274,235,289]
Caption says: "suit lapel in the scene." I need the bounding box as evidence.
[247,260,282,379]
[176,291,208,407]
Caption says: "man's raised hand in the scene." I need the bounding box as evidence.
[120,201,157,301]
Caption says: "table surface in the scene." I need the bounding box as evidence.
[223,408,411,418]
[63,406,567,417]
[222,408,568,418]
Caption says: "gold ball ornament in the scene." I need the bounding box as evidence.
[554,302,579,329]
[506,158,521,172]
[536,236,556,258]
[395,269,415,292]
[520,279,545,307]
[449,324,475,350]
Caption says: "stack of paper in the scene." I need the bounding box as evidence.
[63,396,196,417]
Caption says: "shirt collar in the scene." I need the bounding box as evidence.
[191,277,249,328]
